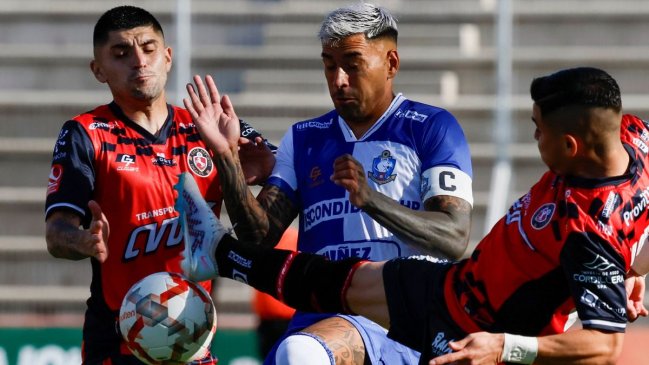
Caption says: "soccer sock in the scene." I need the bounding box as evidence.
[214,234,365,313]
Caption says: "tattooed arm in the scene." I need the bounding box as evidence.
[211,148,299,247]
[184,75,298,247]
[332,154,471,259]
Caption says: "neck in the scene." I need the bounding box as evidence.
[574,141,630,179]
[115,94,169,135]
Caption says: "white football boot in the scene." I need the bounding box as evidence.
[175,172,225,281]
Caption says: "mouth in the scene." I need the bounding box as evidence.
[131,74,154,82]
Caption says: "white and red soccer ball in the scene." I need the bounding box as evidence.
[119,271,217,364]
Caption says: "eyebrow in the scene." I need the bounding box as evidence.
[110,38,158,50]
[321,50,363,60]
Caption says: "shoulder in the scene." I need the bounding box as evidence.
[292,110,338,132]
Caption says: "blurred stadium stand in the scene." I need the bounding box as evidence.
[1,0,649,330]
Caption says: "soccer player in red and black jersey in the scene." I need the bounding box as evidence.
[44,6,275,365]
[176,66,649,365]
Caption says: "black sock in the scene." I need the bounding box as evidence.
[214,234,365,313]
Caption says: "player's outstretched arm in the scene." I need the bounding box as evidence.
[45,200,109,262]
[184,75,290,245]
[332,154,471,259]
[429,329,623,365]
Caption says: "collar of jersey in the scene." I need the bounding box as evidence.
[338,93,405,142]
[108,101,174,144]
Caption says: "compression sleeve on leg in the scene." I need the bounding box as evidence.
[214,234,365,313]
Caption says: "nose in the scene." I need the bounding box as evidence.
[333,68,349,89]
[132,47,147,68]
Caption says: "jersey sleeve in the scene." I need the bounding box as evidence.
[560,231,627,333]
[265,127,298,205]
[45,120,96,224]
[418,110,473,206]
[239,119,278,152]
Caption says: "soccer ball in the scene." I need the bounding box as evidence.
[119,271,217,364]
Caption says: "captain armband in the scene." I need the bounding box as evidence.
[501,333,538,364]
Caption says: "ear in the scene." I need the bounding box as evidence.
[386,49,399,79]
[164,46,173,73]
[90,59,107,83]
[563,134,581,157]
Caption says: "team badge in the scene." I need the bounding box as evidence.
[187,147,214,177]
[531,203,555,230]
[368,150,397,185]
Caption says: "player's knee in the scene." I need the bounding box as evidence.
[275,333,334,365]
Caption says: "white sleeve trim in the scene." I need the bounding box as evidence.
[45,202,86,217]
[421,166,473,206]
[270,127,298,190]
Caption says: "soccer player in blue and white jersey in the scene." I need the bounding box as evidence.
[183,3,473,364]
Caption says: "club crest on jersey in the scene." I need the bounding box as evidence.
[187,147,213,177]
[368,150,397,185]
[531,203,555,230]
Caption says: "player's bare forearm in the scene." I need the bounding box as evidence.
[212,146,270,244]
[534,329,623,364]
[362,193,471,259]
[256,185,300,247]
[45,212,91,260]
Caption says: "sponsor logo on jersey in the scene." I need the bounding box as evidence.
[116,154,139,172]
[321,245,372,260]
[47,164,63,195]
[88,121,115,130]
[295,119,333,131]
[303,198,361,231]
[622,186,649,227]
[531,203,555,230]
[309,166,324,188]
[633,137,649,154]
[368,150,397,185]
[395,109,428,123]
[640,128,649,142]
[152,153,177,167]
[136,206,175,221]
[187,147,214,177]
[601,192,618,219]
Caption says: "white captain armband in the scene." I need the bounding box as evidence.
[421,166,473,206]
[501,333,538,364]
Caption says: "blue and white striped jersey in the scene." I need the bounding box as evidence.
[267,94,473,261]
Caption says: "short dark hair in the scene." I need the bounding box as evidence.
[93,6,164,47]
[530,67,622,117]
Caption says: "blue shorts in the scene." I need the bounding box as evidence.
[263,312,421,364]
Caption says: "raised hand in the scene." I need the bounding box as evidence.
[183,75,240,156]
[331,154,372,208]
[87,200,109,263]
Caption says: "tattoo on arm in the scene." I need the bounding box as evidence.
[257,185,299,247]
[214,150,298,247]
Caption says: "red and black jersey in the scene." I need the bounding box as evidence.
[45,102,222,358]
[445,114,649,336]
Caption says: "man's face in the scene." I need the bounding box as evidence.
[91,26,171,103]
[321,33,397,124]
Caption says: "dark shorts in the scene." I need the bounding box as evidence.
[383,256,468,364]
